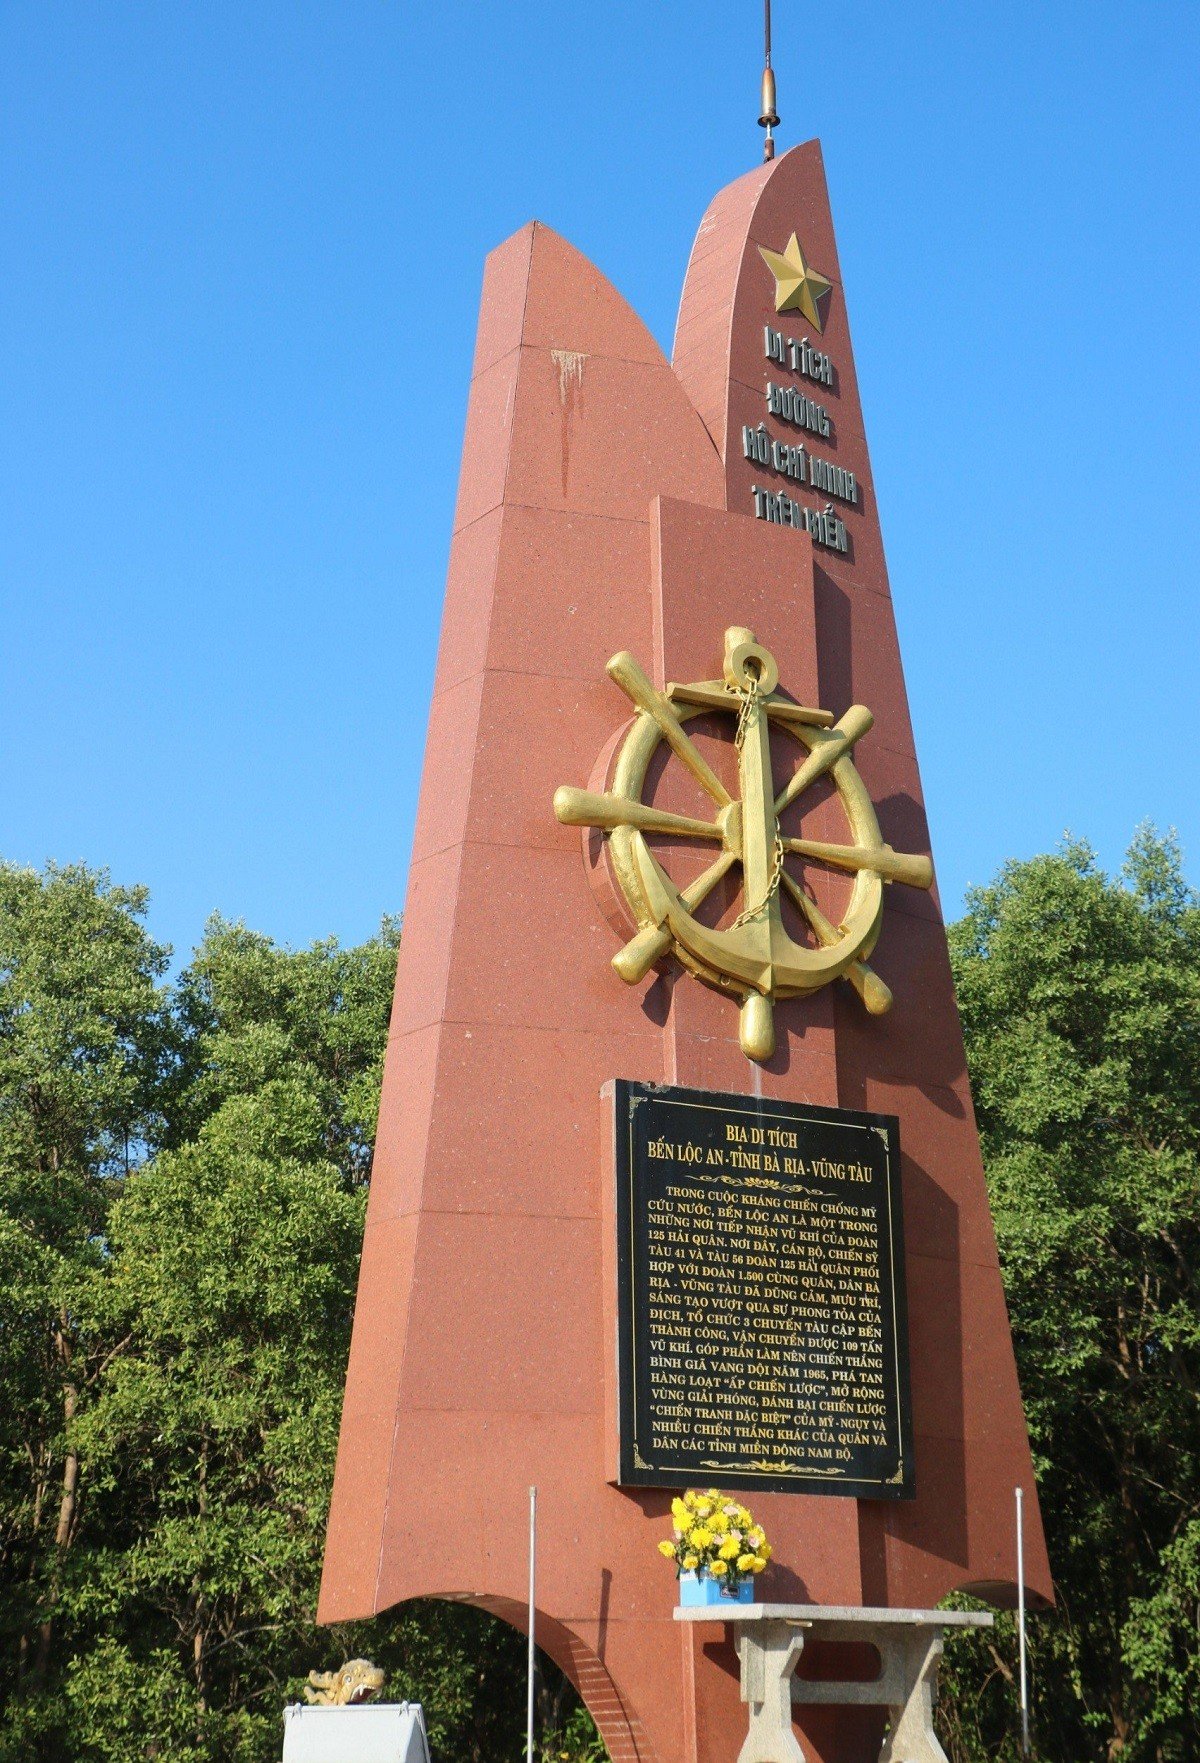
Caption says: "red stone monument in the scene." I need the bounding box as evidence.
[318,141,1052,1763]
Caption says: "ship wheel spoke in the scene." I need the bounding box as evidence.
[607,651,733,808]
[779,870,892,1016]
[773,705,874,817]
[553,787,725,844]
[613,849,740,984]
[781,835,933,889]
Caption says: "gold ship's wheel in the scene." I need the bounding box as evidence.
[553,626,933,1062]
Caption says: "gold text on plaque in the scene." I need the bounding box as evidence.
[553,627,933,1063]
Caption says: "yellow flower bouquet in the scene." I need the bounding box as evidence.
[657,1489,772,1605]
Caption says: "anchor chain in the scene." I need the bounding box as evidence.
[729,831,786,929]
[730,672,760,752]
[726,671,786,928]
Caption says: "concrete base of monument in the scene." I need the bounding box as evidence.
[281,1702,430,1763]
[675,1604,993,1763]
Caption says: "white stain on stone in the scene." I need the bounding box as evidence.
[551,348,588,403]
[550,351,588,497]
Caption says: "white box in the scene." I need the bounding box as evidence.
[281,1702,431,1763]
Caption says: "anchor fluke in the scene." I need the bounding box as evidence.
[611,849,739,985]
[780,871,894,1016]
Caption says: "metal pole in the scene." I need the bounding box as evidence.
[527,1487,537,1763]
[758,0,779,161]
[1016,1485,1030,1756]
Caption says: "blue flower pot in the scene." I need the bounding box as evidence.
[679,1571,755,1607]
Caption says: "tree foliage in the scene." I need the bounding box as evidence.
[0,869,597,1760]
[0,862,173,1739]
[941,827,1200,1763]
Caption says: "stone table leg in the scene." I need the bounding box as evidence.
[878,1630,949,1763]
[736,1620,808,1763]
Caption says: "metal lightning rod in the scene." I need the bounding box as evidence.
[1016,1485,1030,1756]
[759,0,780,161]
[526,1487,537,1763]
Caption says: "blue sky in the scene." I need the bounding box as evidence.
[2,2,1197,964]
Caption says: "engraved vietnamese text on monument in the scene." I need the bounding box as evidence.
[614,1081,914,1498]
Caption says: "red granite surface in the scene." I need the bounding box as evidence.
[319,142,1051,1763]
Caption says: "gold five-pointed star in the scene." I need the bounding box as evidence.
[758,233,833,329]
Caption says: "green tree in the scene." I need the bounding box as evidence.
[941,828,1200,1763]
[0,861,172,1743]
[0,877,605,1762]
[56,916,399,1761]
[5,833,1195,1762]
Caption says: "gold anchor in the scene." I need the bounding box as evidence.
[554,627,933,1062]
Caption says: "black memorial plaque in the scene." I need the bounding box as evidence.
[613,1080,913,1497]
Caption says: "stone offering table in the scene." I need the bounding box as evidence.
[675,1603,993,1763]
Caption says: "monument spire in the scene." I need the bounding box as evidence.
[758,0,780,160]
[321,128,1054,1763]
